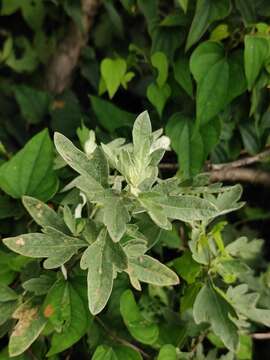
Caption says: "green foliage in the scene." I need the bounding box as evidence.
[1,0,270,359]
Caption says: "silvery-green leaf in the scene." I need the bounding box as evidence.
[128,255,179,286]
[9,304,47,357]
[22,196,68,233]
[62,174,105,201]
[160,195,218,222]
[54,133,108,186]
[132,111,152,156]
[80,229,127,314]
[193,284,239,351]
[3,227,87,269]
[103,196,130,242]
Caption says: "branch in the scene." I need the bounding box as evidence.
[45,0,100,94]
[210,168,270,186]
[252,332,270,340]
[210,148,270,171]
[95,316,151,358]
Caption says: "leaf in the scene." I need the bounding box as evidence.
[193,284,239,351]
[80,229,127,314]
[90,96,135,132]
[1,0,45,30]
[120,290,159,345]
[160,195,218,222]
[3,228,87,269]
[190,41,231,124]
[166,114,204,177]
[22,196,68,233]
[23,275,56,296]
[54,133,108,186]
[227,284,270,328]
[0,129,58,201]
[146,83,171,117]
[9,304,47,357]
[14,85,51,124]
[44,281,88,356]
[0,285,18,302]
[5,37,38,73]
[186,0,231,50]
[157,344,177,360]
[103,196,130,242]
[173,55,193,97]
[101,58,127,98]
[151,52,168,88]
[178,0,189,13]
[128,255,179,286]
[92,345,142,360]
[244,35,269,90]
[173,251,201,284]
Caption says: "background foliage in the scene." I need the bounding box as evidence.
[1,0,270,359]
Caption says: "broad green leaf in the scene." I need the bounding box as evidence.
[103,196,130,242]
[166,114,204,177]
[80,229,127,314]
[237,335,252,360]
[146,83,171,117]
[173,55,193,97]
[128,255,179,286]
[151,52,168,88]
[14,85,51,124]
[227,50,247,103]
[3,227,87,269]
[92,345,142,360]
[23,275,56,296]
[157,344,177,360]
[54,133,108,186]
[9,304,47,357]
[120,290,159,345]
[44,281,88,356]
[244,35,269,90]
[101,58,127,98]
[193,284,239,351]
[0,129,58,201]
[181,283,202,314]
[22,196,68,233]
[173,251,201,284]
[186,0,231,50]
[197,58,229,124]
[210,24,230,41]
[0,285,18,302]
[90,96,135,132]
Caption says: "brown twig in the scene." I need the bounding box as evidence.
[95,316,151,359]
[210,168,270,186]
[45,0,100,93]
[209,149,270,171]
[252,332,270,340]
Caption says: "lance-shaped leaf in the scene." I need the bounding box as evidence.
[0,285,18,302]
[103,196,130,242]
[92,345,142,360]
[9,304,47,357]
[193,284,239,351]
[22,196,68,233]
[128,255,179,287]
[3,227,87,269]
[54,133,108,186]
[160,195,218,222]
[80,229,127,314]
[43,281,88,356]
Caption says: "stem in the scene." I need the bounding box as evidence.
[95,316,151,359]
